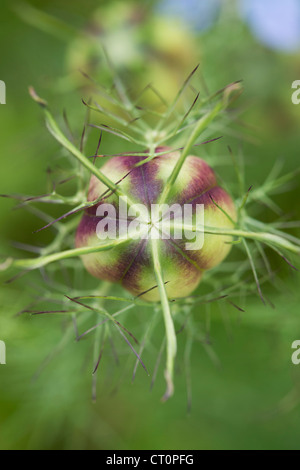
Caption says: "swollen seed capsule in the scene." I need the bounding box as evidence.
[76,147,236,301]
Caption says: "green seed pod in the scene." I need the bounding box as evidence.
[76,147,236,301]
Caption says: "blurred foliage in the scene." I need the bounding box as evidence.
[0,0,300,450]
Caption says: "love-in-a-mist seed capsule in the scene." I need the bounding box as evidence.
[76,147,236,301]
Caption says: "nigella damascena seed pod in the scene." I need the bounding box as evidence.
[76,146,236,301]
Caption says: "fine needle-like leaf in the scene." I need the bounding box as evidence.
[158,82,242,206]
[29,87,137,207]
[242,238,265,304]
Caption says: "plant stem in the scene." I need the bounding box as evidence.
[170,223,300,254]
[158,101,224,206]
[151,238,177,401]
[44,109,137,206]
[30,88,137,207]
[158,82,242,206]
[13,237,131,270]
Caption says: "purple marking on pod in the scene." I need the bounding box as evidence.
[76,147,236,301]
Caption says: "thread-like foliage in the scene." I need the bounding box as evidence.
[1,62,299,402]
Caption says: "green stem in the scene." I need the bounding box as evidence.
[170,223,300,254]
[13,237,131,271]
[30,89,137,207]
[158,101,224,205]
[158,81,242,206]
[151,238,177,401]
[44,109,137,205]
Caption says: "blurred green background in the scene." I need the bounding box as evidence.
[0,0,300,450]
